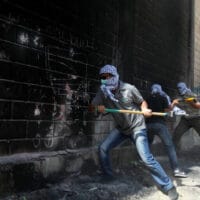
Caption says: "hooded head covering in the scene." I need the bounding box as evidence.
[99,65,119,102]
[151,84,171,105]
[99,64,118,76]
[151,84,163,95]
[177,82,191,95]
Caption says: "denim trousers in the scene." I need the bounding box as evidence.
[99,128,173,192]
[147,122,179,170]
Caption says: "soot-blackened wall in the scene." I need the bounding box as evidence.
[0,0,193,155]
[0,0,120,154]
[120,0,193,97]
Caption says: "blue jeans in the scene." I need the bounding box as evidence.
[147,122,179,170]
[99,128,174,192]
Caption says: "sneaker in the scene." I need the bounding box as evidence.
[167,187,179,200]
[174,168,188,178]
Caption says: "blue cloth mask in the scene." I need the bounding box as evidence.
[151,84,171,105]
[177,82,191,95]
[99,65,119,102]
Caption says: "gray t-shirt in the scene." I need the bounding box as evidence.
[92,81,146,135]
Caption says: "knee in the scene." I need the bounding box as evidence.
[142,154,156,165]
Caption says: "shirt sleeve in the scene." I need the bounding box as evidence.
[131,85,144,104]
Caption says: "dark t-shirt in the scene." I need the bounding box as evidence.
[146,94,169,124]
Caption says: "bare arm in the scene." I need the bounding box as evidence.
[166,99,179,111]
[171,98,200,109]
[190,101,200,109]
[140,100,152,117]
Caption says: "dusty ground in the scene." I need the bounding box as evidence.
[2,147,200,200]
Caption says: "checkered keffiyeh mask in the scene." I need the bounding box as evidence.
[177,82,192,95]
[151,84,171,105]
[99,65,119,102]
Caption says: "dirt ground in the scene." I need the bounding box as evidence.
[2,147,200,200]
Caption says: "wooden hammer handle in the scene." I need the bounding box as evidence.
[104,108,168,116]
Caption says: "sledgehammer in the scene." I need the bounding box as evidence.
[88,105,173,117]
[178,97,197,103]
[103,108,172,116]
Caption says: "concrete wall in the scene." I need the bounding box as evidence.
[0,0,121,195]
[0,0,193,155]
[186,0,200,149]
[194,0,200,89]
[0,0,121,154]
[120,0,193,97]
[0,0,195,196]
